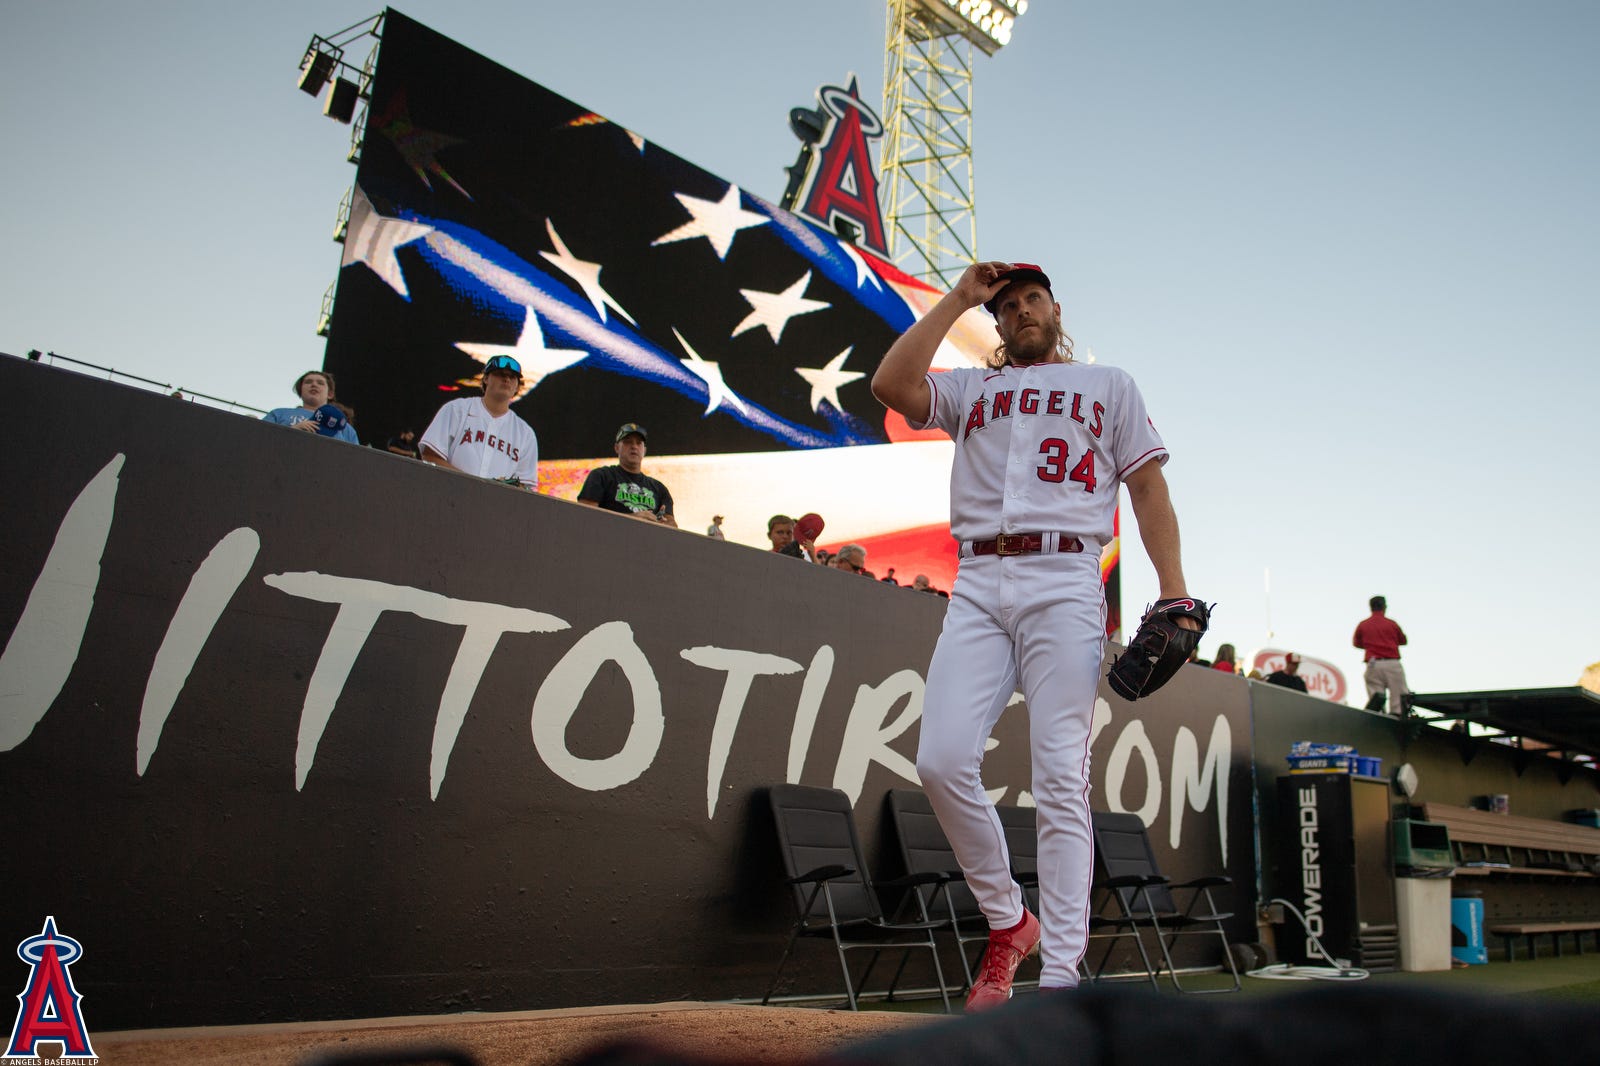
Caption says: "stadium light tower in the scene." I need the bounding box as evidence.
[881,0,1027,288]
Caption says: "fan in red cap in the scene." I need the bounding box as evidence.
[779,512,824,562]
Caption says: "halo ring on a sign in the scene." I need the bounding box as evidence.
[818,85,883,136]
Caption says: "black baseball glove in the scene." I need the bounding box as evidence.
[1107,598,1212,701]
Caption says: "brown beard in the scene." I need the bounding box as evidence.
[1002,316,1062,364]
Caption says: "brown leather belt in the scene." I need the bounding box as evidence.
[968,533,1084,557]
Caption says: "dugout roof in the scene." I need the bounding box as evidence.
[1409,687,1600,763]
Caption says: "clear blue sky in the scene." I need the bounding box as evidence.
[4,1,1595,697]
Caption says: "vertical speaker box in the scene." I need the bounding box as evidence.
[324,77,360,123]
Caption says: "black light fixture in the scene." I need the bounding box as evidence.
[779,105,830,211]
[323,77,360,123]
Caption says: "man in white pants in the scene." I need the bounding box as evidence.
[871,261,1198,1009]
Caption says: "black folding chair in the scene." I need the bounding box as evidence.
[886,788,990,990]
[764,784,953,1012]
[1089,810,1241,993]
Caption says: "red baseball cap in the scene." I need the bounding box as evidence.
[983,263,1052,314]
[794,513,825,542]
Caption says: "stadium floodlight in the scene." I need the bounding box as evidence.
[910,0,1028,55]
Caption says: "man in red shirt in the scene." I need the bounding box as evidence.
[1354,595,1410,714]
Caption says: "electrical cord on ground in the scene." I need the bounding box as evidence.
[1245,897,1370,981]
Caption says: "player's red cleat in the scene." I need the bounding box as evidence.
[964,909,1041,1012]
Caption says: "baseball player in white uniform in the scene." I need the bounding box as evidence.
[871,261,1198,1008]
[419,354,539,489]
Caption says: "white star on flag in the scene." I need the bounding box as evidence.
[341,185,434,299]
[539,220,636,325]
[795,347,865,413]
[651,184,768,260]
[840,243,884,292]
[454,306,588,396]
[731,270,830,344]
[672,328,749,415]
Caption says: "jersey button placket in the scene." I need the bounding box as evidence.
[1002,416,1030,522]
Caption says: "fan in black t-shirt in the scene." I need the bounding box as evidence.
[577,422,677,527]
[1265,651,1309,692]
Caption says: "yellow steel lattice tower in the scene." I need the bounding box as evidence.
[881,1,1024,288]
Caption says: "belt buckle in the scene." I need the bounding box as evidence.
[994,533,1028,556]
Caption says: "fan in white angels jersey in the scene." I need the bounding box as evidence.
[870,260,1199,1010]
[419,354,539,490]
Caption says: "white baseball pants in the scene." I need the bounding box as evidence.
[916,549,1106,989]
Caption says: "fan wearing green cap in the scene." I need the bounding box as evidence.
[417,354,539,489]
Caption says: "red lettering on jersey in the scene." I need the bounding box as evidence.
[1070,392,1086,424]
[991,390,1014,419]
[1046,390,1065,415]
[474,430,485,443]
[1019,388,1040,415]
[511,447,520,461]
[487,434,498,452]
[459,429,472,446]
[1090,402,1105,438]
[963,398,988,440]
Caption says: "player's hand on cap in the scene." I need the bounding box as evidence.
[957,261,1015,309]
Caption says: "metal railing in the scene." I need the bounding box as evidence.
[11,349,269,416]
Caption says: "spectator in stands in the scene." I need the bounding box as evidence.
[1212,643,1239,674]
[912,574,933,592]
[418,355,538,489]
[1265,652,1309,692]
[262,370,359,444]
[880,568,899,585]
[815,549,833,567]
[780,513,825,562]
[767,515,795,553]
[706,515,726,540]
[386,430,420,458]
[832,544,869,575]
[1354,595,1411,714]
[577,423,676,526]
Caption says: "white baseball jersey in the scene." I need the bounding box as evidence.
[915,361,1167,544]
[419,397,539,488]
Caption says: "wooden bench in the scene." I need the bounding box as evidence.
[1487,920,1600,961]
[1418,803,1600,878]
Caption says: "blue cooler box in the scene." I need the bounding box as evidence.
[1452,897,1487,964]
